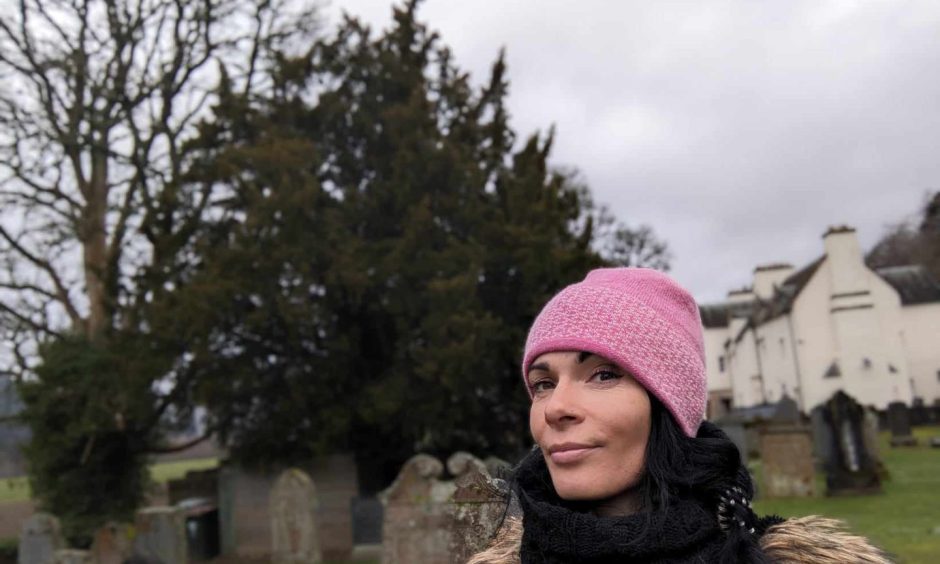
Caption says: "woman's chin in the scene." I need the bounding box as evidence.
[551,475,608,501]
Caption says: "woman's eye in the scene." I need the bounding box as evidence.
[592,370,622,382]
[530,380,555,394]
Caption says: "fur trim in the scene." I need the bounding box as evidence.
[760,515,893,563]
[465,514,891,564]
[466,517,522,564]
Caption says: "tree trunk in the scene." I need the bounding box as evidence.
[83,140,110,340]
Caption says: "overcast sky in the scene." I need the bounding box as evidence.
[327,0,940,302]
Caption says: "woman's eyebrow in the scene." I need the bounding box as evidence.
[577,351,594,364]
[529,361,551,373]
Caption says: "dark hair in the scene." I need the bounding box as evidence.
[639,394,748,510]
[636,395,770,563]
[498,391,774,563]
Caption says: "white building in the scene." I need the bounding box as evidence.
[701,226,940,417]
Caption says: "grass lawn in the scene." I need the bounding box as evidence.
[0,456,219,505]
[752,425,940,564]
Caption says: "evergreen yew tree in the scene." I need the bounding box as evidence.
[187,0,670,491]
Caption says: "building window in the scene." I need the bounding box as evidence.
[719,356,726,373]
[824,361,841,378]
[888,364,898,374]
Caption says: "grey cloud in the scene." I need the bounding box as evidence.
[331,0,940,300]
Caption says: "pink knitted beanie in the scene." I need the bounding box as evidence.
[522,267,706,437]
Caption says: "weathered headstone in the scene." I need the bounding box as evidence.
[18,513,65,564]
[448,453,510,563]
[270,468,321,564]
[218,455,357,560]
[759,423,815,498]
[380,453,511,564]
[771,395,801,424]
[483,456,511,480]
[861,407,881,461]
[90,522,135,564]
[812,391,881,496]
[380,454,453,564]
[887,401,918,446]
[133,507,187,564]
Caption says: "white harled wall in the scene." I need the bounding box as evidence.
[704,327,730,393]
[900,302,940,403]
[701,227,937,413]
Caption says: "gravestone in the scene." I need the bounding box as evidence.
[380,454,453,564]
[448,453,510,563]
[90,523,134,564]
[483,456,511,480]
[380,452,509,564]
[861,407,890,479]
[909,398,929,426]
[758,423,815,498]
[270,468,321,564]
[133,507,187,564]
[810,391,881,496]
[772,395,801,424]
[18,513,65,564]
[887,401,918,446]
[351,497,383,545]
[219,454,357,560]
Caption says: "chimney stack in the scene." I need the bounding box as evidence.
[753,263,795,300]
[822,225,871,298]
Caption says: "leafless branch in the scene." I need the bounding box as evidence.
[0,224,82,326]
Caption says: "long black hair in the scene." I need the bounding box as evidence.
[639,395,774,563]
[505,393,776,563]
[638,394,750,511]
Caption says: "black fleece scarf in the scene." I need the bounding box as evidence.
[515,451,731,564]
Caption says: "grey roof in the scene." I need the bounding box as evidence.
[876,265,940,305]
[700,300,757,329]
[703,259,940,336]
[700,303,731,328]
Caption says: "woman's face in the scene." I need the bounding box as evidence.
[528,351,652,504]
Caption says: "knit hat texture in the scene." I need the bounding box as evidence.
[522,267,706,437]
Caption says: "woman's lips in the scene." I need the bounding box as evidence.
[548,446,598,464]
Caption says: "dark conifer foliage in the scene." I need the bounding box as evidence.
[3,0,670,535]
[183,0,669,490]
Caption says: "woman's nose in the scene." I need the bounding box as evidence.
[543,379,583,425]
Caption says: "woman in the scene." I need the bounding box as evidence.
[470,268,889,563]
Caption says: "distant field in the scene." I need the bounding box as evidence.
[0,456,219,504]
[753,425,940,564]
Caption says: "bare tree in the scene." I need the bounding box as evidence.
[0,0,318,379]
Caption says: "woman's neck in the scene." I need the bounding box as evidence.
[592,487,643,517]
